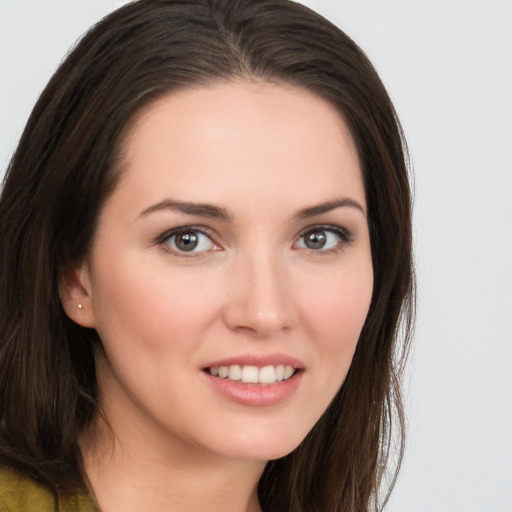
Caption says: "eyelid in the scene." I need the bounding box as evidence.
[155,225,221,256]
[154,223,353,257]
[295,224,354,250]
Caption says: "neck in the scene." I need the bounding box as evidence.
[80,415,265,512]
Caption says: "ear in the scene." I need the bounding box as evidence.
[58,263,96,328]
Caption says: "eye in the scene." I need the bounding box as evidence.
[295,226,352,252]
[159,227,218,255]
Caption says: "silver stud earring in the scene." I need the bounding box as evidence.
[77,304,84,310]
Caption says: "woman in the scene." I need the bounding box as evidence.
[0,0,414,511]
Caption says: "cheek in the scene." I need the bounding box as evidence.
[90,258,221,354]
[299,263,373,381]
[303,267,373,342]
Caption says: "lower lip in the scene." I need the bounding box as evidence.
[203,371,303,407]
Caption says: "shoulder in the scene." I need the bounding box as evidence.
[0,465,57,512]
[0,465,98,512]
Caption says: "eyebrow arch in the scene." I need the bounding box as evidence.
[139,199,231,220]
[296,198,366,219]
[139,197,365,222]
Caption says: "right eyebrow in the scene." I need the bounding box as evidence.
[295,197,366,219]
[138,199,231,221]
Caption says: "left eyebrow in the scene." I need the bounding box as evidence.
[295,198,366,219]
[139,199,231,220]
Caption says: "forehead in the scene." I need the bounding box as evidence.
[112,80,365,218]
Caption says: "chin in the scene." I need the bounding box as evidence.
[209,423,310,462]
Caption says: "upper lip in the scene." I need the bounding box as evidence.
[203,353,305,370]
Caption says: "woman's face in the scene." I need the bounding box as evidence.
[68,81,373,462]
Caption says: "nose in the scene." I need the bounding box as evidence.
[223,247,296,337]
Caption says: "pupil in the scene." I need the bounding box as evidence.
[305,231,326,249]
[176,232,198,251]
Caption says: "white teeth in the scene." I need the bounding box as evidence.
[284,365,294,379]
[241,365,259,383]
[259,365,276,384]
[228,364,241,380]
[208,364,296,384]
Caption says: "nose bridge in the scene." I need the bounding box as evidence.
[224,237,294,335]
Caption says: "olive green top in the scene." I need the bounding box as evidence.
[0,466,99,512]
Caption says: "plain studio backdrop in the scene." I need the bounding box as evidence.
[1,1,511,511]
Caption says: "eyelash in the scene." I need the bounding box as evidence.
[296,224,354,253]
[155,225,218,258]
[155,224,354,258]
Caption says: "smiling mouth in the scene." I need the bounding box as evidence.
[205,364,298,385]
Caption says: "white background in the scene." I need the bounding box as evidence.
[1,1,511,511]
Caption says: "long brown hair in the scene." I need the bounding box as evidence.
[0,1,414,510]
